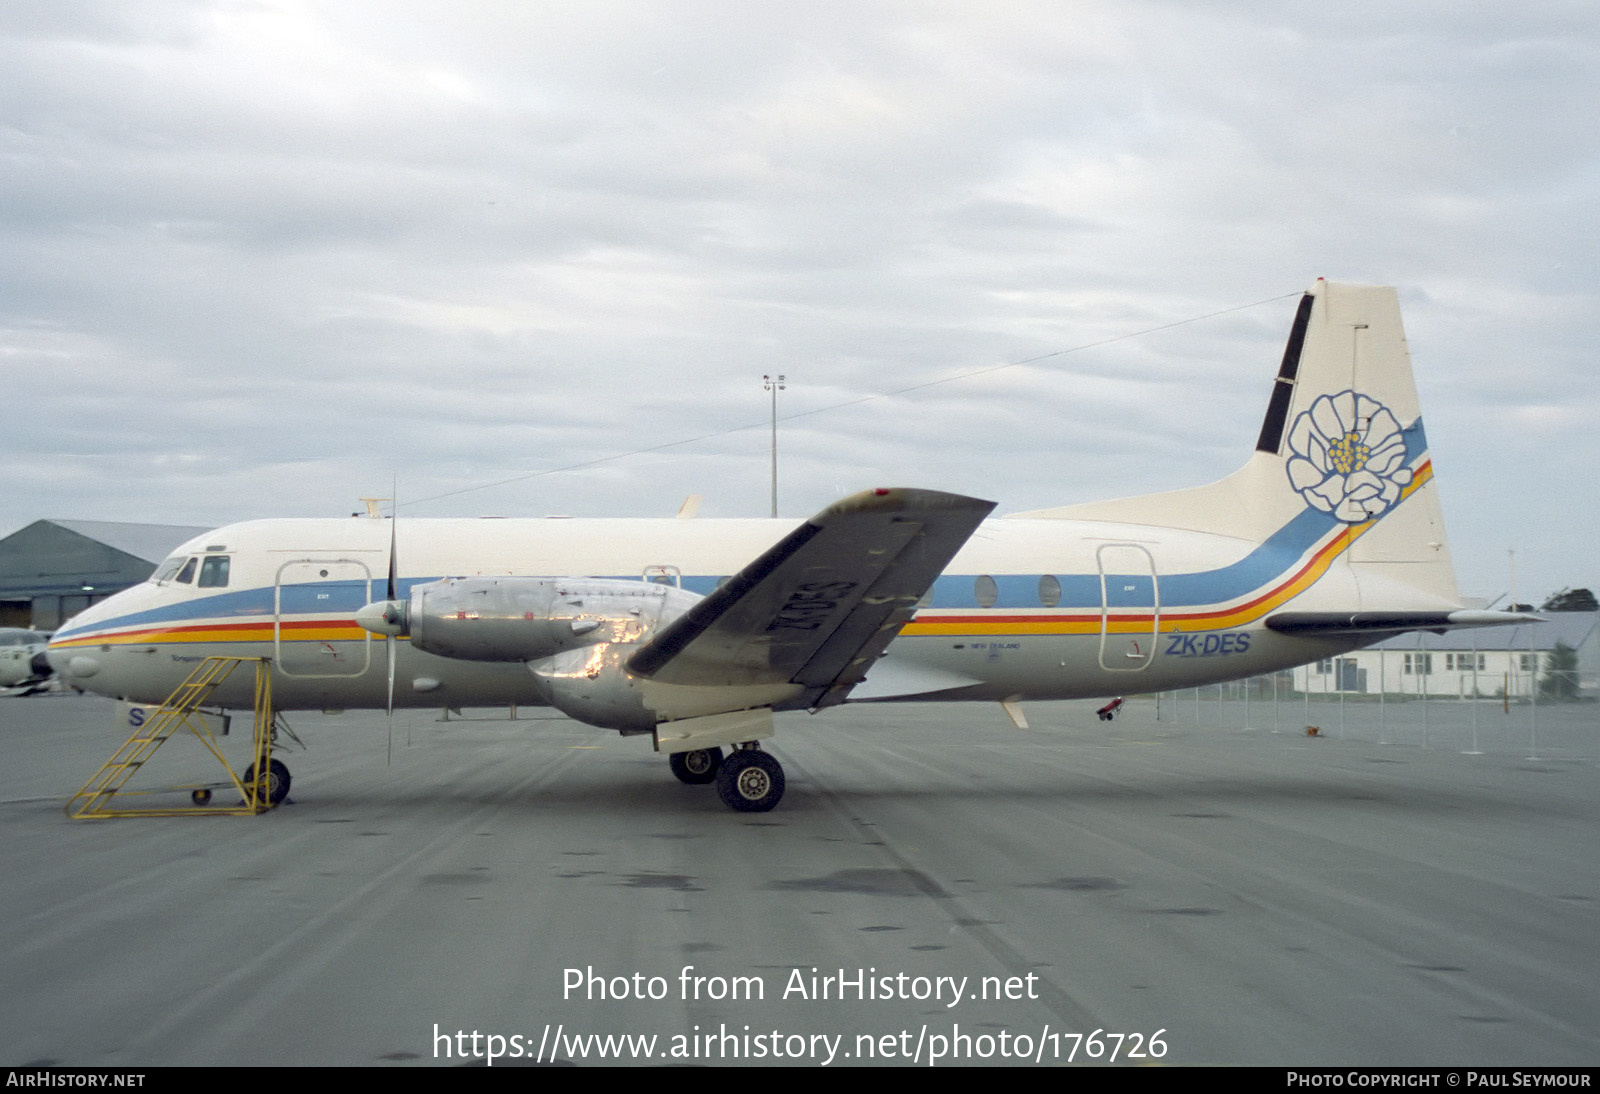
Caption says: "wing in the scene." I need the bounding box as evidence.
[1265,609,1541,637]
[627,487,995,709]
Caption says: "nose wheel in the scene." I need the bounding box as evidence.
[714,748,785,813]
[242,758,292,807]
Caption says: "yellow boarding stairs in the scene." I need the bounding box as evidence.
[66,656,288,818]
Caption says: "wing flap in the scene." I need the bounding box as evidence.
[628,488,994,708]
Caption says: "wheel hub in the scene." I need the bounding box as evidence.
[736,766,770,800]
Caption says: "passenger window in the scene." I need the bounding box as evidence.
[198,555,230,588]
[175,558,198,584]
[974,575,998,608]
[1038,574,1062,608]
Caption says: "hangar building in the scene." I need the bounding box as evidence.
[0,519,211,630]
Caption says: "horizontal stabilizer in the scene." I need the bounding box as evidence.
[1265,609,1541,637]
[628,488,995,708]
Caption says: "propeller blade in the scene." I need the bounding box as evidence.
[386,485,397,764]
[386,633,395,766]
[386,493,398,602]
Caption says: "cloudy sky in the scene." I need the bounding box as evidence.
[3,1,1595,603]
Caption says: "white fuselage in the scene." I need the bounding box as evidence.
[48,510,1381,714]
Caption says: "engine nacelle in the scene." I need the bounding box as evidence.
[529,642,656,733]
[365,575,800,735]
[404,577,700,662]
[529,641,805,735]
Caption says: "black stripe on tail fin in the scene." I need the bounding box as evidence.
[1255,291,1316,454]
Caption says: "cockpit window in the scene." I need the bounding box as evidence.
[152,557,184,583]
[175,557,197,584]
[197,555,230,588]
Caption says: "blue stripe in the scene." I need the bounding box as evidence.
[53,515,1332,634]
[54,576,440,639]
[920,506,1337,609]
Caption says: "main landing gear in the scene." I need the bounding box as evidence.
[668,746,723,785]
[717,748,784,813]
[670,743,785,813]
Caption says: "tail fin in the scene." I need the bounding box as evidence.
[1012,279,1462,608]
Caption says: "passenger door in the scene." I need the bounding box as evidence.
[273,559,374,677]
[1097,543,1159,672]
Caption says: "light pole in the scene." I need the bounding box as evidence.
[763,373,785,517]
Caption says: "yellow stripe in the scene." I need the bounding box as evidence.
[53,622,369,648]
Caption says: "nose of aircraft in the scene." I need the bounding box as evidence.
[45,639,99,680]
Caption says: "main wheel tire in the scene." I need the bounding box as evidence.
[242,758,292,807]
[668,747,723,785]
[715,750,785,813]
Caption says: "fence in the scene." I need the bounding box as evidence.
[1139,674,1597,759]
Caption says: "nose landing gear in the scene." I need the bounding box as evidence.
[242,757,292,806]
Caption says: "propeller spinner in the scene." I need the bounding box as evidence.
[354,598,407,637]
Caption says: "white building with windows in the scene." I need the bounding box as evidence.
[1289,613,1597,700]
